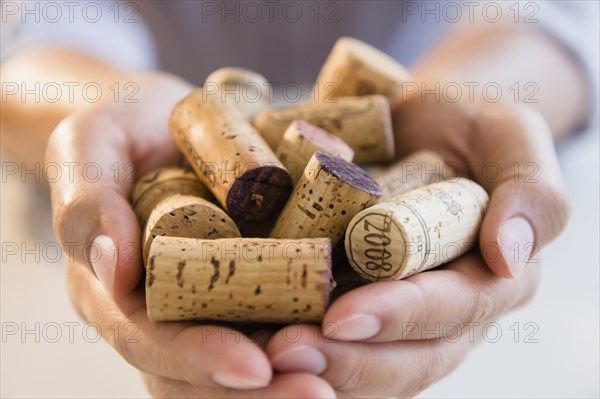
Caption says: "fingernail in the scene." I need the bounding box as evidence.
[212,373,268,389]
[271,346,327,375]
[331,314,381,341]
[90,235,116,294]
[498,217,534,278]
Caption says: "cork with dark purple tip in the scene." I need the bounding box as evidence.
[270,152,382,245]
[169,89,293,223]
[226,165,293,223]
[146,236,332,323]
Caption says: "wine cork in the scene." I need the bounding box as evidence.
[276,120,355,185]
[345,178,489,282]
[253,95,394,164]
[270,152,382,245]
[315,36,411,101]
[146,236,332,323]
[204,67,272,120]
[376,150,455,201]
[131,166,212,229]
[142,194,240,265]
[170,90,293,223]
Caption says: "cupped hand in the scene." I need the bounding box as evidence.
[65,256,334,398]
[266,94,571,397]
[46,72,335,398]
[267,253,541,397]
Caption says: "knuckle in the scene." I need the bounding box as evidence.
[112,327,131,357]
[52,197,72,236]
[111,321,150,374]
[466,290,495,325]
[333,355,394,397]
[541,182,571,235]
[142,373,187,398]
[518,180,571,245]
[141,374,167,399]
[408,348,448,396]
[52,192,87,244]
[334,355,379,396]
[335,353,410,398]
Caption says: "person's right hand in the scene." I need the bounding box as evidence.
[46,71,335,399]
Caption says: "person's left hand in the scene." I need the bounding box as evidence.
[265,92,570,397]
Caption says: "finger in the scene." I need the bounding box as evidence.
[393,99,570,278]
[473,106,570,278]
[143,373,336,399]
[46,76,188,296]
[267,324,473,398]
[66,259,272,390]
[322,253,541,342]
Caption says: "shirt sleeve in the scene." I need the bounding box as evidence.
[1,0,158,71]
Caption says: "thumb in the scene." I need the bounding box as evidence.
[47,107,143,297]
[474,106,571,278]
[53,184,142,297]
[480,179,570,278]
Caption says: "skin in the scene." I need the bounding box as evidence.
[1,20,586,398]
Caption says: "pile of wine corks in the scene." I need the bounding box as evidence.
[131,37,489,324]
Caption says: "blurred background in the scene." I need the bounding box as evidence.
[1,0,599,397]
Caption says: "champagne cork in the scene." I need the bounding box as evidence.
[204,67,272,120]
[275,120,355,185]
[270,152,382,245]
[142,194,240,265]
[316,36,411,101]
[170,90,293,223]
[131,167,212,229]
[146,236,332,323]
[253,95,394,164]
[376,150,455,201]
[345,178,489,282]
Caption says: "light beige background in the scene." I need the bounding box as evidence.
[1,129,598,398]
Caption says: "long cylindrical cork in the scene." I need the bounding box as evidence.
[204,67,272,120]
[131,167,213,229]
[253,95,394,164]
[270,152,382,245]
[315,37,411,101]
[170,90,293,223]
[345,178,489,282]
[276,120,355,185]
[376,150,455,201]
[142,194,241,265]
[146,236,332,323]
